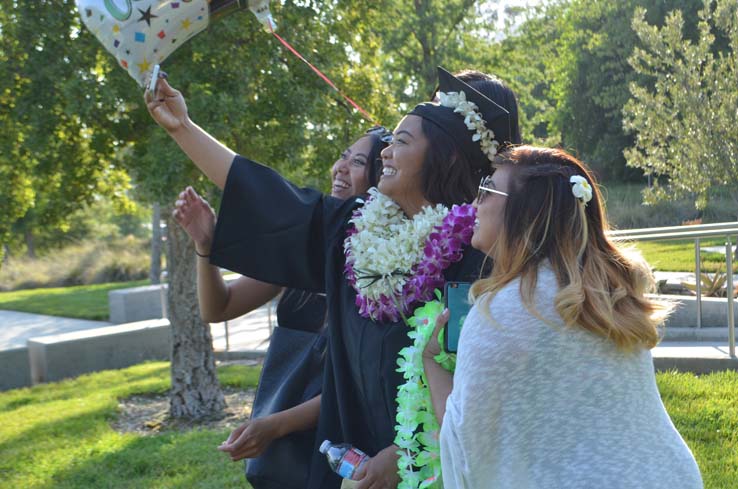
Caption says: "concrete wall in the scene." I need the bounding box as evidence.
[0,347,31,391]
[108,285,167,324]
[27,319,171,385]
[653,294,738,328]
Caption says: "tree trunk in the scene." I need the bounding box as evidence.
[25,229,36,259]
[166,215,225,419]
[150,202,162,284]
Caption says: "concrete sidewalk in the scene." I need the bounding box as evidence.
[2,304,736,374]
[0,310,112,350]
[0,307,272,355]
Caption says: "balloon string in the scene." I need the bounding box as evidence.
[267,21,378,125]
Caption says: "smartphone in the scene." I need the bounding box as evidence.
[148,64,160,93]
[444,281,472,353]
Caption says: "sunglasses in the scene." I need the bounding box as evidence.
[366,125,394,144]
[477,175,509,203]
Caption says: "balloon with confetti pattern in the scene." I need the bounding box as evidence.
[76,0,274,87]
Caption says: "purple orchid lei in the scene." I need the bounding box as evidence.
[344,202,476,323]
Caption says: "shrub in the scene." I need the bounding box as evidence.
[0,236,151,291]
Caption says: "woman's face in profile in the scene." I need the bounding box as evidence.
[330,136,373,199]
[377,115,428,213]
[472,164,513,254]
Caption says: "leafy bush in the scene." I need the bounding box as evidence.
[602,183,736,229]
[0,236,151,291]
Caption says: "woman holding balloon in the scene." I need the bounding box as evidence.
[171,126,390,489]
[146,67,520,488]
[80,0,523,486]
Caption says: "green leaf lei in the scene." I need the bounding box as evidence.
[394,290,457,489]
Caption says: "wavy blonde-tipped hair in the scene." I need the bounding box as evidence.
[471,146,670,351]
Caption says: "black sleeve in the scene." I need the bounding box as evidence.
[209,155,352,293]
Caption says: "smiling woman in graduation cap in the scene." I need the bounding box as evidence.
[146,67,520,489]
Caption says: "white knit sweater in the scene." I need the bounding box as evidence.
[440,265,703,489]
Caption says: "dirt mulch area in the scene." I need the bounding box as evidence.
[112,360,259,436]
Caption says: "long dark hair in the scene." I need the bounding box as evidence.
[420,72,521,207]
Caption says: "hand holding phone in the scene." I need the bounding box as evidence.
[444,282,472,353]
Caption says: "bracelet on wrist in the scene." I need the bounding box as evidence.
[195,249,210,258]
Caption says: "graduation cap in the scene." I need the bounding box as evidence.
[409,67,514,165]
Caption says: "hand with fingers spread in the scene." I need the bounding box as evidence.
[172,186,216,256]
[218,416,280,461]
[145,75,190,133]
[354,444,401,489]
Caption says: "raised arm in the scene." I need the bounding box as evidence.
[174,186,282,322]
[146,77,234,189]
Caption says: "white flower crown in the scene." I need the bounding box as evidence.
[438,90,499,161]
[570,175,593,204]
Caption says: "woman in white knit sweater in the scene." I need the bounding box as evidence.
[423,146,702,488]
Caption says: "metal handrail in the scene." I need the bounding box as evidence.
[609,227,738,242]
[608,221,738,237]
[609,222,737,357]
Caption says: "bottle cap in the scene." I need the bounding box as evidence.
[319,440,331,454]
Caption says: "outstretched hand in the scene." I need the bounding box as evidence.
[172,186,216,254]
[145,75,189,132]
[217,417,280,461]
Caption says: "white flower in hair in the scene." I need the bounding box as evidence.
[438,90,499,160]
[570,175,593,204]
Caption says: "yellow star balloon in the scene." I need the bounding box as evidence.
[76,0,275,87]
[137,57,151,74]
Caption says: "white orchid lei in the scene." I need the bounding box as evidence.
[344,188,475,323]
[438,90,499,161]
[343,188,475,488]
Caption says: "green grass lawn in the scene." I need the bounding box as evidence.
[0,362,735,488]
[0,362,260,489]
[0,280,148,320]
[634,239,736,273]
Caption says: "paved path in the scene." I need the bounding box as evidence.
[0,310,111,350]
[210,302,275,353]
[0,305,274,353]
[2,301,736,373]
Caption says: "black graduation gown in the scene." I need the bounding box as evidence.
[211,156,485,489]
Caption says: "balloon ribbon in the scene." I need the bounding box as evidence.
[267,21,378,125]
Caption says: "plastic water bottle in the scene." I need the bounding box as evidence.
[319,440,369,481]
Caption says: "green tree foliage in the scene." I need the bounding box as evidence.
[490,0,702,180]
[361,0,492,104]
[623,0,738,216]
[0,1,138,259]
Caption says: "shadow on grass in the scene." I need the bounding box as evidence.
[0,364,171,413]
[0,404,116,456]
[0,362,263,487]
[36,429,251,489]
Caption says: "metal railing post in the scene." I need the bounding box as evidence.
[695,239,702,329]
[726,239,735,358]
[224,319,230,352]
